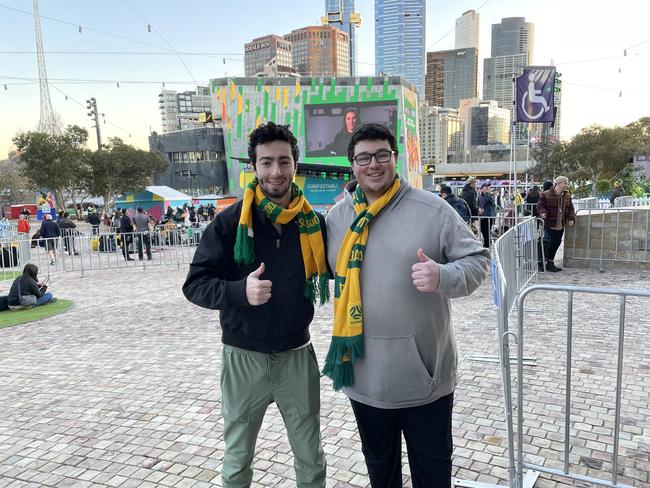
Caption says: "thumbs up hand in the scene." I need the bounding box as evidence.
[246,262,273,305]
[411,248,440,293]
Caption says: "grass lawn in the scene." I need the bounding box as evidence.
[1,270,22,281]
[0,299,73,329]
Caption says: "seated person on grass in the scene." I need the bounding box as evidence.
[7,264,56,310]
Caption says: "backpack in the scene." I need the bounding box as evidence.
[0,296,8,312]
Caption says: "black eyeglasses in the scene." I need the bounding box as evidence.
[352,149,395,166]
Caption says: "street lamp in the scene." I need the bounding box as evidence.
[86,97,102,150]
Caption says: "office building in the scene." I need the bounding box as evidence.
[244,35,293,77]
[149,127,228,196]
[375,0,426,98]
[284,26,350,76]
[324,0,359,76]
[470,101,510,146]
[490,17,535,60]
[455,10,479,50]
[482,17,536,144]
[425,48,478,109]
[419,103,464,166]
[158,87,212,133]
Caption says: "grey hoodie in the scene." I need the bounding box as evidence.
[325,178,490,409]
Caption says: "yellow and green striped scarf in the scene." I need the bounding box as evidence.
[234,178,329,305]
[323,178,401,390]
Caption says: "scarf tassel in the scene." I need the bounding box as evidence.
[304,273,331,306]
[234,224,255,266]
[322,335,364,391]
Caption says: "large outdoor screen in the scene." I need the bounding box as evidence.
[304,100,398,159]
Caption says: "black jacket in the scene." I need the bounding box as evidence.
[39,220,60,239]
[479,192,495,217]
[7,274,43,306]
[461,184,478,217]
[183,200,327,353]
[119,215,133,234]
[88,213,101,226]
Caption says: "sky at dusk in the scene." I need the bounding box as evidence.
[1,0,648,156]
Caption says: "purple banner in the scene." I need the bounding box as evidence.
[516,68,556,123]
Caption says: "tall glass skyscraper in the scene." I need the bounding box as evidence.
[325,0,357,76]
[375,0,426,98]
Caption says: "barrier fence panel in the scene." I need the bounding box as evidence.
[614,196,650,208]
[0,229,199,283]
[491,221,649,487]
[453,219,544,488]
[493,217,543,315]
[565,208,650,270]
[513,284,650,488]
[573,197,611,211]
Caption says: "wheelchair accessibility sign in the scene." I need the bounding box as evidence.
[516,68,556,123]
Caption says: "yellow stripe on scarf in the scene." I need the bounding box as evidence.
[323,178,401,390]
[234,178,329,305]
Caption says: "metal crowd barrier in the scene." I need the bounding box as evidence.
[454,219,544,488]
[493,217,543,314]
[510,284,650,488]
[0,230,199,283]
[573,197,612,211]
[565,208,650,270]
[613,195,650,207]
[489,217,649,487]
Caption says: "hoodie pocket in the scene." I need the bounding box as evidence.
[353,335,434,404]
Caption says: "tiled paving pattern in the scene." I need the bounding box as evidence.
[0,263,648,487]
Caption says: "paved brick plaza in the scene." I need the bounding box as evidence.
[0,264,648,487]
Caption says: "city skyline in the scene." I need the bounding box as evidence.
[0,0,648,158]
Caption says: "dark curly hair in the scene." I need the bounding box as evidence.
[347,122,398,164]
[247,121,299,168]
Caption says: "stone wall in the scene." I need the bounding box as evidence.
[563,208,650,270]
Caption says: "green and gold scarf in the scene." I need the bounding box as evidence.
[323,178,401,390]
[234,178,329,305]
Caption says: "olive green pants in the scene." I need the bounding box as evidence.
[220,344,326,488]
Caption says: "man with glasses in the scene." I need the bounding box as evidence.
[323,123,490,488]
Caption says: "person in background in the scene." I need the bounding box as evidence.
[57,212,79,255]
[7,263,56,309]
[40,213,61,265]
[439,185,471,224]
[88,208,101,235]
[537,176,576,272]
[17,210,31,263]
[326,107,359,156]
[460,176,479,233]
[118,208,135,261]
[133,207,152,261]
[478,182,495,248]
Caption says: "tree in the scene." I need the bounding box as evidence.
[0,158,34,206]
[562,125,633,189]
[530,137,571,180]
[13,125,91,212]
[531,117,650,195]
[85,137,168,211]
